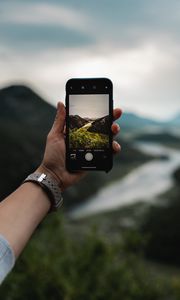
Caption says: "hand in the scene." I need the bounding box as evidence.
[36,102,122,192]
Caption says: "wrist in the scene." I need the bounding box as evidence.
[23,171,64,212]
[35,164,65,192]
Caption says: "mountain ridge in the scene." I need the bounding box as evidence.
[118,111,180,129]
[69,114,109,134]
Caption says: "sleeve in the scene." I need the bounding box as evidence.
[0,234,15,284]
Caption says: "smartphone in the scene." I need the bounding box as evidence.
[65,78,113,172]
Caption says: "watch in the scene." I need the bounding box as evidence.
[23,172,63,212]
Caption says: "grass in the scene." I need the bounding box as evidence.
[69,127,109,148]
[1,212,178,300]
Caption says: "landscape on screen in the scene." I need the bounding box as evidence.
[69,114,109,148]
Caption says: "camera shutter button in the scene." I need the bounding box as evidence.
[85,152,93,161]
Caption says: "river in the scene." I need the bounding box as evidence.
[70,143,180,219]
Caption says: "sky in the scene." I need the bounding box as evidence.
[0,0,180,120]
[69,94,109,118]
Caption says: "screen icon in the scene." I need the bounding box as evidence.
[70,153,76,160]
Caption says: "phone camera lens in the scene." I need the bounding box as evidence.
[81,86,85,89]
[70,86,73,89]
[105,86,108,89]
[93,85,96,89]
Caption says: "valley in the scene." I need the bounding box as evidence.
[69,114,109,148]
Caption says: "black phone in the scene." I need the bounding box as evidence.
[65,78,113,172]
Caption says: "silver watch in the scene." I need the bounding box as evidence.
[23,172,63,212]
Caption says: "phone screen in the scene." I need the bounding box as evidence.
[69,94,110,153]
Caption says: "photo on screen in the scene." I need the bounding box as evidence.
[69,94,109,149]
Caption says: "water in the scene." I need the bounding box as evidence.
[70,143,180,219]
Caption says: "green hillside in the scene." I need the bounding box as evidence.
[69,127,109,148]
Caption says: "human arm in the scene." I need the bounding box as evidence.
[0,101,122,282]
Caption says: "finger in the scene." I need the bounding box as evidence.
[51,102,66,134]
[111,123,120,136]
[113,108,122,121]
[112,140,121,153]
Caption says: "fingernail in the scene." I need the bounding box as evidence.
[114,141,121,150]
[116,124,120,131]
[57,102,61,110]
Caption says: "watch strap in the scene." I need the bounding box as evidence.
[23,172,63,212]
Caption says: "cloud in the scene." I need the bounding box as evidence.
[0,2,94,50]
[0,3,90,33]
[0,24,93,51]
[0,0,180,119]
[0,42,179,119]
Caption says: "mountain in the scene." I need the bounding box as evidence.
[87,115,109,134]
[165,113,180,126]
[69,114,88,129]
[84,117,95,122]
[0,85,56,200]
[118,112,160,129]
[0,85,55,126]
[118,111,180,129]
[117,111,180,139]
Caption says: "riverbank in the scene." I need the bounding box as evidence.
[70,142,180,219]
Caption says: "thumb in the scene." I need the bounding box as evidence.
[51,101,66,134]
